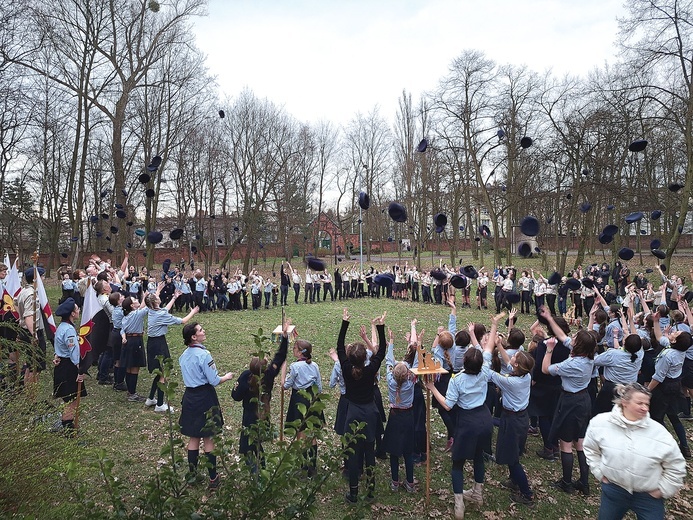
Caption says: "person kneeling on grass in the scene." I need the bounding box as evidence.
[178,322,234,490]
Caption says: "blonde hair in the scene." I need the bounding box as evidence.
[392,362,409,405]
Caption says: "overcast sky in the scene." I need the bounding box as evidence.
[191,0,625,127]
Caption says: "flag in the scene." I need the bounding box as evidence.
[0,255,20,319]
[78,280,99,360]
[34,269,57,336]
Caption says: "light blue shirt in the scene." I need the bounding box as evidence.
[54,320,80,366]
[594,347,643,383]
[121,307,147,334]
[112,306,124,329]
[444,362,490,409]
[195,278,207,292]
[147,308,182,337]
[603,317,623,346]
[179,344,222,387]
[385,344,415,408]
[284,360,322,392]
[653,342,684,382]
[547,336,594,392]
[484,351,531,411]
[329,361,346,395]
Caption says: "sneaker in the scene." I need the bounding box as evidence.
[501,479,519,492]
[678,412,693,420]
[572,480,590,496]
[444,437,454,452]
[113,382,127,391]
[345,492,358,504]
[154,403,175,413]
[127,393,147,403]
[402,480,416,493]
[536,447,557,461]
[144,398,157,407]
[681,445,692,459]
[390,480,400,492]
[527,426,539,436]
[483,452,496,463]
[510,491,535,507]
[208,475,221,491]
[553,479,575,494]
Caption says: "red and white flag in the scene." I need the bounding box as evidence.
[34,268,56,336]
[78,280,99,360]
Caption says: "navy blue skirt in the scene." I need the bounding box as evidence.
[146,335,170,373]
[334,394,348,435]
[285,386,324,432]
[120,335,146,369]
[383,407,415,456]
[549,389,591,442]
[179,384,223,438]
[344,399,380,442]
[495,409,528,465]
[451,405,493,461]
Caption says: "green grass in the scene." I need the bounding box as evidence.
[2,266,693,519]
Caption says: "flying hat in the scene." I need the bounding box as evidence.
[191,246,198,254]
[106,247,113,254]
[388,202,407,223]
[603,224,619,236]
[434,213,447,233]
[625,212,644,224]
[101,213,109,220]
[598,233,613,245]
[548,272,562,285]
[217,238,223,244]
[520,136,533,149]
[651,210,662,220]
[61,252,68,258]
[479,224,491,238]
[430,269,447,281]
[121,189,128,196]
[459,225,465,232]
[497,129,505,139]
[55,298,76,318]
[461,265,478,279]
[218,109,225,119]
[89,215,99,223]
[606,204,615,211]
[628,139,648,152]
[115,209,127,219]
[566,193,572,200]
[110,226,119,234]
[135,228,146,237]
[374,273,395,287]
[650,239,661,249]
[669,182,684,192]
[518,242,532,258]
[450,274,468,289]
[579,202,592,213]
[474,237,481,242]
[24,266,45,283]
[169,228,184,240]
[147,156,162,172]
[358,191,370,210]
[416,138,428,153]
[618,247,634,261]
[306,257,326,272]
[126,242,132,249]
[581,168,590,176]
[660,264,667,272]
[105,236,111,241]
[582,277,594,288]
[96,231,103,238]
[145,188,155,198]
[520,216,539,237]
[147,231,163,244]
[100,190,108,199]
[115,203,124,209]
[565,278,581,291]
[138,173,151,184]
[71,236,79,242]
[126,221,133,226]
[651,249,666,260]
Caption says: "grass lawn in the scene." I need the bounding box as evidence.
[1,258,693,519]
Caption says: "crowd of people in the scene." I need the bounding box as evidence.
[1,251,691,519]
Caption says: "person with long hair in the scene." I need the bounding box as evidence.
[179,322,234,489]
[283,333,324,476]
[120,293,149,402]
[232,318,290,469]
[539,306,597,495]
[425,322,494,520]
[584,383,686,519]
[144,290,199,412]
[338,308,387,504]
[647,309,692,458]
[383,329,417,493]
[485,312,536,506]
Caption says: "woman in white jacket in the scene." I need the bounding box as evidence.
[583,382,686,520]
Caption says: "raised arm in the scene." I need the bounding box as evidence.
[539,306,568,343]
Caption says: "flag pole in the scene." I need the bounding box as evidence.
[73,277,91,432]
[27,250,40,400]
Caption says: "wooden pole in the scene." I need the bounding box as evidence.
[425,374,432,506]
[73,380,83,431]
